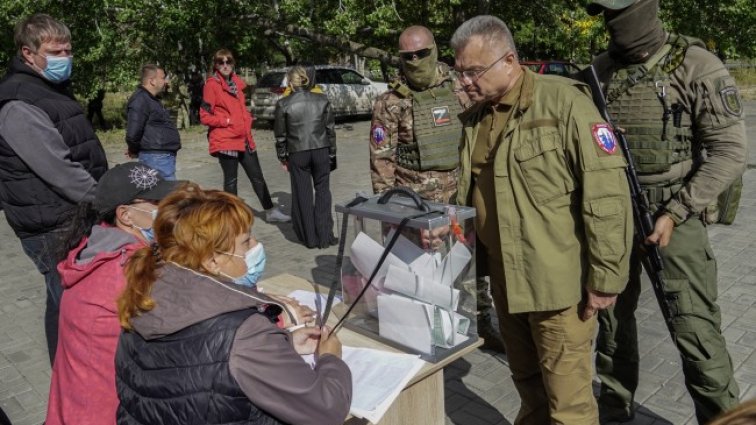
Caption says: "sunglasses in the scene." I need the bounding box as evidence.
[399,47,433,62]
[215,58,234,66]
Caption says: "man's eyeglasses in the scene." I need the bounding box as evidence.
[455,52,510,83]
[215,58,234,66]
[398,47,434,62]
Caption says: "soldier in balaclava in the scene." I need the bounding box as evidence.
[368,25,506,353]
[587,0,746,422]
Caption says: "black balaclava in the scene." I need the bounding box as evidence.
[606,0,667,64]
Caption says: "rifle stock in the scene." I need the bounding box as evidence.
[578,65,674,329]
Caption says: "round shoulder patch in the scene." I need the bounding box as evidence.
[592,123,618,155]
[371,125,387,145]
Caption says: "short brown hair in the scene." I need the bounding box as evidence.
[14,14,71,54]
[211,48,235,71]
[140,64,163,84]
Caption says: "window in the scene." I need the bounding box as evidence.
[341,70,364,84]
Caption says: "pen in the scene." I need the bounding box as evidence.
[286,323,310,332]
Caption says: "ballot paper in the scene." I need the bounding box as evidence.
[349,232,409,282]
[383,264,459,310]
[286,290,341,313]
[433,240,473,287]
[342,346,424,424]
[377,293,433,354]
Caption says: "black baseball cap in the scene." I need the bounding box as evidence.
[586,0,636,15]
[93,162,179,215]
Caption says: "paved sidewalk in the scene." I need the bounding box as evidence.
[1,102,755,425]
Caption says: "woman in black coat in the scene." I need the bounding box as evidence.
[274,67,337,249]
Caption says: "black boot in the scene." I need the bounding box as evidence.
[477,310,506,353]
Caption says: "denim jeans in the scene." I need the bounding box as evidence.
[138,151,177,180]
[20,231,65,365]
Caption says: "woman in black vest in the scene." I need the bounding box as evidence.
[115,184,351,425]
[274,66,337,249]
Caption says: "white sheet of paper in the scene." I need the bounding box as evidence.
[408,252,437,282]
[286,290,341,313]
[385,229,426,265]
[350,232,408,282]
[377,293,433,354]
[384,265,459,310]
[435,240,472,286]
[342,346,424,424]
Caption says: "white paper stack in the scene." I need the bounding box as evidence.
[342,346,424,424]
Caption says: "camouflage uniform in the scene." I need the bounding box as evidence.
[369,63,459,204]
[168,81,191,130]
[369,63,505,352]
[593,34,746,423]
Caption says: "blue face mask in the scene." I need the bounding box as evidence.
[128,206,157,243]
[133,225,155,243]
[233,243,267,288]
[41,55,72,83]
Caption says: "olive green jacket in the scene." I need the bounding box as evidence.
[456,69,633,313]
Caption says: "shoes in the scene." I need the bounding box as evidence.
[599,404,635,423]
[266,207,291,223]
[477,316,506,354]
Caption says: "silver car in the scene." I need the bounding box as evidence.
[252,66,388,123]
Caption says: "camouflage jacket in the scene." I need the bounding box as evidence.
[369,63,467,203]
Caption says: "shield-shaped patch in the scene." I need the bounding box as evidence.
[720,86,743,117]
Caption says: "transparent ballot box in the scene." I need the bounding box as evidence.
[334,188,477,362]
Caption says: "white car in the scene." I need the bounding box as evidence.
[252,66,388,123]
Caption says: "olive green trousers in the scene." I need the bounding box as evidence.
[489,258,598,425]
[596,218,739,423]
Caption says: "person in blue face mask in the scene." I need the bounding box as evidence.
[46,162,178,425]
[221,237,267,288]
[0,14,108,365]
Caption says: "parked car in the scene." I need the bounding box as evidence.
[252,66,388,123]
[522,60,582,77]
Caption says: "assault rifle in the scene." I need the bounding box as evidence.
[578,65,674,330]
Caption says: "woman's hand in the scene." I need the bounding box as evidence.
[291,326,321,355]
[268,295,316,326]
[281,161,289,172]
[317,326,342,359]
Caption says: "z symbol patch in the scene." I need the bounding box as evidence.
[371,125,386,145]
[592,123,618,154]
[431,106,451,126]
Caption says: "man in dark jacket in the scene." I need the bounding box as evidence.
[0,14,108,364]
[125,64,181,180]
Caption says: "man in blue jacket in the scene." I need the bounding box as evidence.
[126,64,181,180]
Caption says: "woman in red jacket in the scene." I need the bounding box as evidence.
[200,48,290,223]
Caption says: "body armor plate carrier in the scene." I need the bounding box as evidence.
[395,80,463,171]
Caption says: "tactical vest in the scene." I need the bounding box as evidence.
[394,80,463,171]
[606,35,704,182]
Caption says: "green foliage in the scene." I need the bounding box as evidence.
[0,0,753,104]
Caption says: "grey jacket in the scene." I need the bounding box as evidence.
[128,263,352,425]
[274,89,336,161]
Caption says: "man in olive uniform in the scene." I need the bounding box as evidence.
[586,1,746,422]
[452,15,633,424]
[369,25,505,353]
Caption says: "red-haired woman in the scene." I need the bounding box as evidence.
[114,184,351,425]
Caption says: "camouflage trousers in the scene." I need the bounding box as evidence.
[596,218,740,424]
[176,106,190,130]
